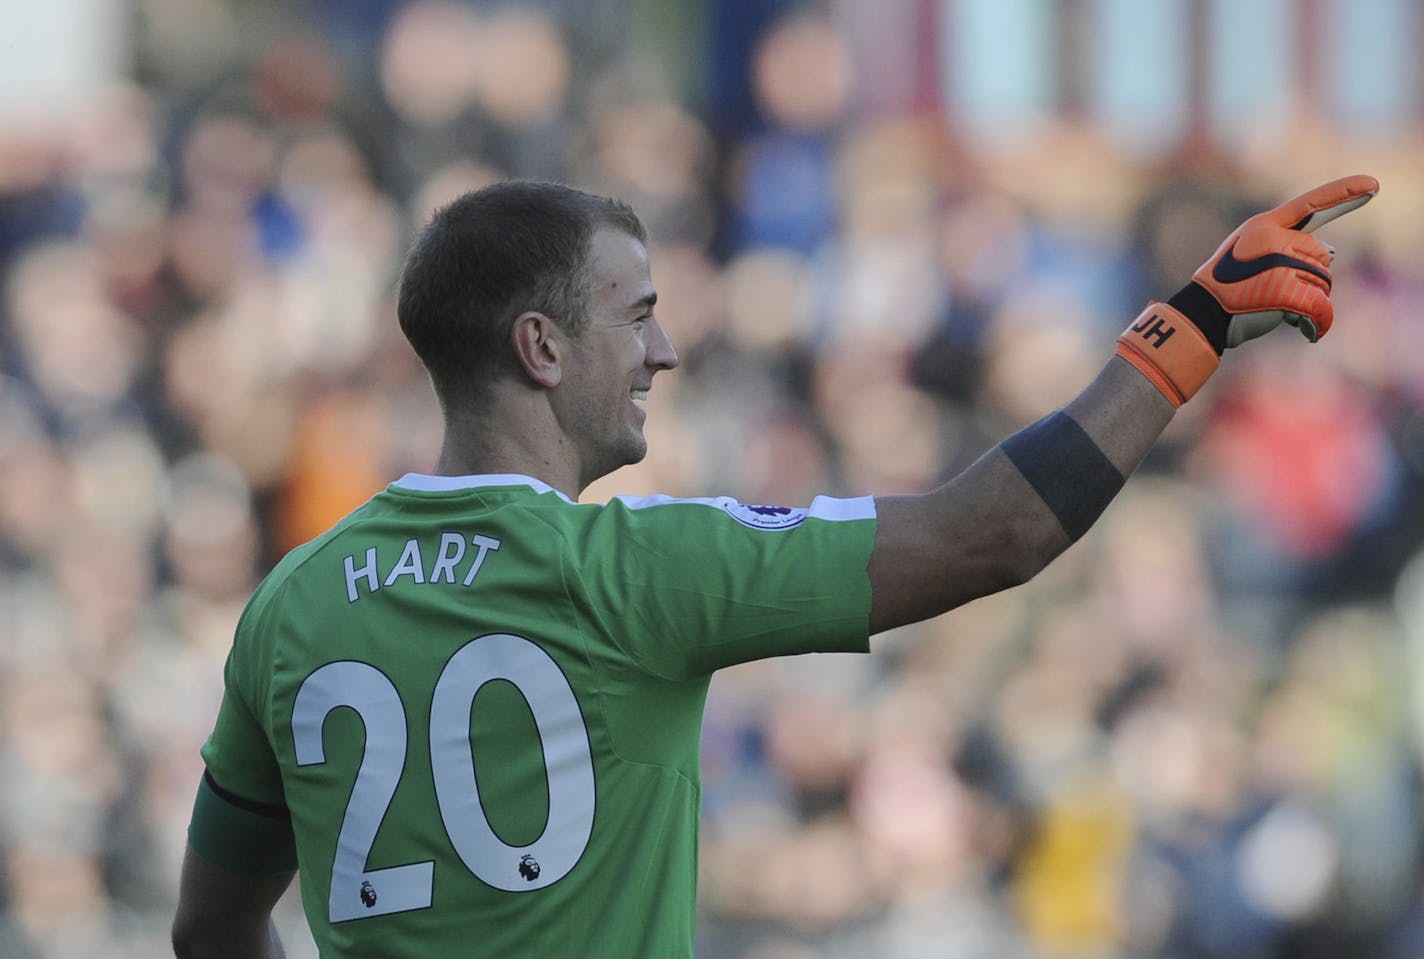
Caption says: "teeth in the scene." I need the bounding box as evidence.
[631,389,648,400]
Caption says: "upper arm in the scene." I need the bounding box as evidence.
[583,497,876,675]
[867,449,1061,634]
[172,842,294,959]
[180,597,299,956]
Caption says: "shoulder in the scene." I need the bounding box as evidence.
[562,493,876,576]
[596,492,876,531]
[238,494,394,633]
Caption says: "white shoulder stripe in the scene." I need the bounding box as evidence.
[391,473,575,503]
[612,492,876,522]
[807,494,878,521]
[388,474,877,524]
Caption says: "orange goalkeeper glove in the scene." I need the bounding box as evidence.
[1116,174,1379,406]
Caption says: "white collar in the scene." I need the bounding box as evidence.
[390,473,575,504]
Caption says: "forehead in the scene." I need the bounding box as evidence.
[585,226,652,307]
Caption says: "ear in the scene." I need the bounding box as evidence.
[510,311,564,388]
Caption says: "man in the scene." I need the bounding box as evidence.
[172,175,1377,957]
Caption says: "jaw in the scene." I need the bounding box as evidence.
[616,406,649,466]
[573,415,649,492]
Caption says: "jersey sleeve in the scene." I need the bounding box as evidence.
[191,584,300,872]
[570,494,877,679]
[198,588,290,811]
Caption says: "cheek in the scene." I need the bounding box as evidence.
[628,335,648,364]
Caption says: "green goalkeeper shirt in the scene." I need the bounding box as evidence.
[194,473,876,958]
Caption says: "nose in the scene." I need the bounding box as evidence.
[646,317,679,372]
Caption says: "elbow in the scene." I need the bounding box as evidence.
[171,912,217,959]
[992,516,1073,592]
[868,491,1077,633]
[172,927,229,959]
[172,916,204,959]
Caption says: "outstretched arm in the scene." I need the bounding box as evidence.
[870,357,1169,632]
[868,174,1379,635]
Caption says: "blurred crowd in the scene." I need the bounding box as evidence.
[4,1,1424,957]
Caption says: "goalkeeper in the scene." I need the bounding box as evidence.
[173,175,1377,958]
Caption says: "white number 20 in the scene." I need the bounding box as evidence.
[291,634,596,923]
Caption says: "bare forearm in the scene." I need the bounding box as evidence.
[865,173,1378,636]
[1061,356,1176,476]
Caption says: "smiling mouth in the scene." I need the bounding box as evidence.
[631,389,649,400]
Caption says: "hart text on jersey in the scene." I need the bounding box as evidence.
[343,533,503,603]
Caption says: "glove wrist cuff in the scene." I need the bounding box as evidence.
[1114,302,1220,407]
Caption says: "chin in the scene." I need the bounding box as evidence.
[588,437,648,485]
[621,438,649,466]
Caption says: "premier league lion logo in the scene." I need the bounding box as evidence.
[518,854,541,881]
[722,502,808,530]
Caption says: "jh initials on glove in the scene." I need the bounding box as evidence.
[1116,174,1379,406]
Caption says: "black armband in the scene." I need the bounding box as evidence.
[188,771,298,875]
[1000,411,1126,541]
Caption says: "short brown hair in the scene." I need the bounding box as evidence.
[397,180,647,408]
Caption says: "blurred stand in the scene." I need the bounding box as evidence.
[1,1,1423,957]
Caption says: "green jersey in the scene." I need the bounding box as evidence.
[195,473,876,957]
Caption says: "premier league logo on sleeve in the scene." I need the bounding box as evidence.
[722,502,809,530]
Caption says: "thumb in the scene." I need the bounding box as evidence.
[1265,174,1379,233]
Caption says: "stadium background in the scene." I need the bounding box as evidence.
[3,0,1424,956]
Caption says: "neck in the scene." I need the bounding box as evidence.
[434,400,582,498]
